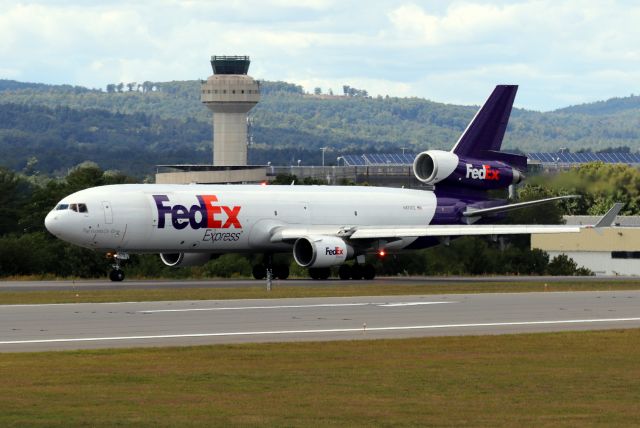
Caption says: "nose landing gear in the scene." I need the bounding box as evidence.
[107,252,129,282]
[109,269,125,282]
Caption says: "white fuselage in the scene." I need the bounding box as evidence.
[45,184,437,254]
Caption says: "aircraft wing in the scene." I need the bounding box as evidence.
[269,203,621,242]
[270,224,581,242]
[348,224,580,239]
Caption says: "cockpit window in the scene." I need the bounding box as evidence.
[54,202,88,212]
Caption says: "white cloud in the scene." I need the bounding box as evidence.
[388,2,518,45]
[0,0,639,109]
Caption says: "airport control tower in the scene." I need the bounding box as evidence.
[201,55,260,166]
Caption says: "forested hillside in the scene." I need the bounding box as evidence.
[0,78,639,176]
[556,94,640,115]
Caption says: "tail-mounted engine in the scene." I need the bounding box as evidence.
[293,236,353,268]
[413,150,523,189]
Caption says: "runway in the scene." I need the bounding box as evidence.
[0,275,635,292]
[1,290,639,352]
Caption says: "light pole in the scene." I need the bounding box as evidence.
[320,147,328,167]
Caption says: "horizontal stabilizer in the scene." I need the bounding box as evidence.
[463,195,581,218]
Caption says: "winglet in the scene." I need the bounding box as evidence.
[594,203,624,228]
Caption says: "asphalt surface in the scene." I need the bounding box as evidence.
[1,291,639,352]
[1,275,636,292]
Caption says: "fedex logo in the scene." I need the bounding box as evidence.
[153,195,242,230]
[465,164,500,181]
[325,246,344,256]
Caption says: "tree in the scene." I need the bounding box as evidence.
[547,254,578,275]
[0,167,33,235]
[314,87,322,95]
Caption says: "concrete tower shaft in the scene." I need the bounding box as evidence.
[201,56,260,166]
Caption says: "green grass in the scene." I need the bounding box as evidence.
[1,330,639,426]
[0,280,639,305]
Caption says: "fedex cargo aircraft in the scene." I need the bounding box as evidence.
[45,85,598,282]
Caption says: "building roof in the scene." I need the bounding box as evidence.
[564,216,640,227]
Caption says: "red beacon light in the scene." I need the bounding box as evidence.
[378,249,386,258]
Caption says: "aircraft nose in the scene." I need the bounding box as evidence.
[44,211,61,236]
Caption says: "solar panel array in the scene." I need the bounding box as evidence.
[527,152,640,164]
[341,152,640,166]
[341,153,416,166]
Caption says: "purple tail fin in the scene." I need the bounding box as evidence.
[451,85,527,171]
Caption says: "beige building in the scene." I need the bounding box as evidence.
[155,165,267,184]
[532,216,640,276]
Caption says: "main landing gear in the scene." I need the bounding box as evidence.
[252,254,290,291]
[307,263,375,280]
[107,252,129,282]
[337,263,376,280]
[252,263,290,280]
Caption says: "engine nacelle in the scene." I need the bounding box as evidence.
[413,150,459,184]
[159,252,214,267]
[413,150,524,189]
[293,236,353,268]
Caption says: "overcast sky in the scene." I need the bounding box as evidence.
[1,0,639,111]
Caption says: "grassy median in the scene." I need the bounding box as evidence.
[0,329,639,426]
[0,279,640,304]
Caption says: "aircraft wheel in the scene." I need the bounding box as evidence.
[362,264,376,280]
[350,264,364,280]
[252,264,266,280]
[309,267,330,280]
[338,264,351,280]
[274,265,290,280]
[109,269,125,282]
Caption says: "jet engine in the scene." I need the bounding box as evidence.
[293,236,353,268]
[412,150,459,185]
[159,252,214,267]
[413,150,523,189]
